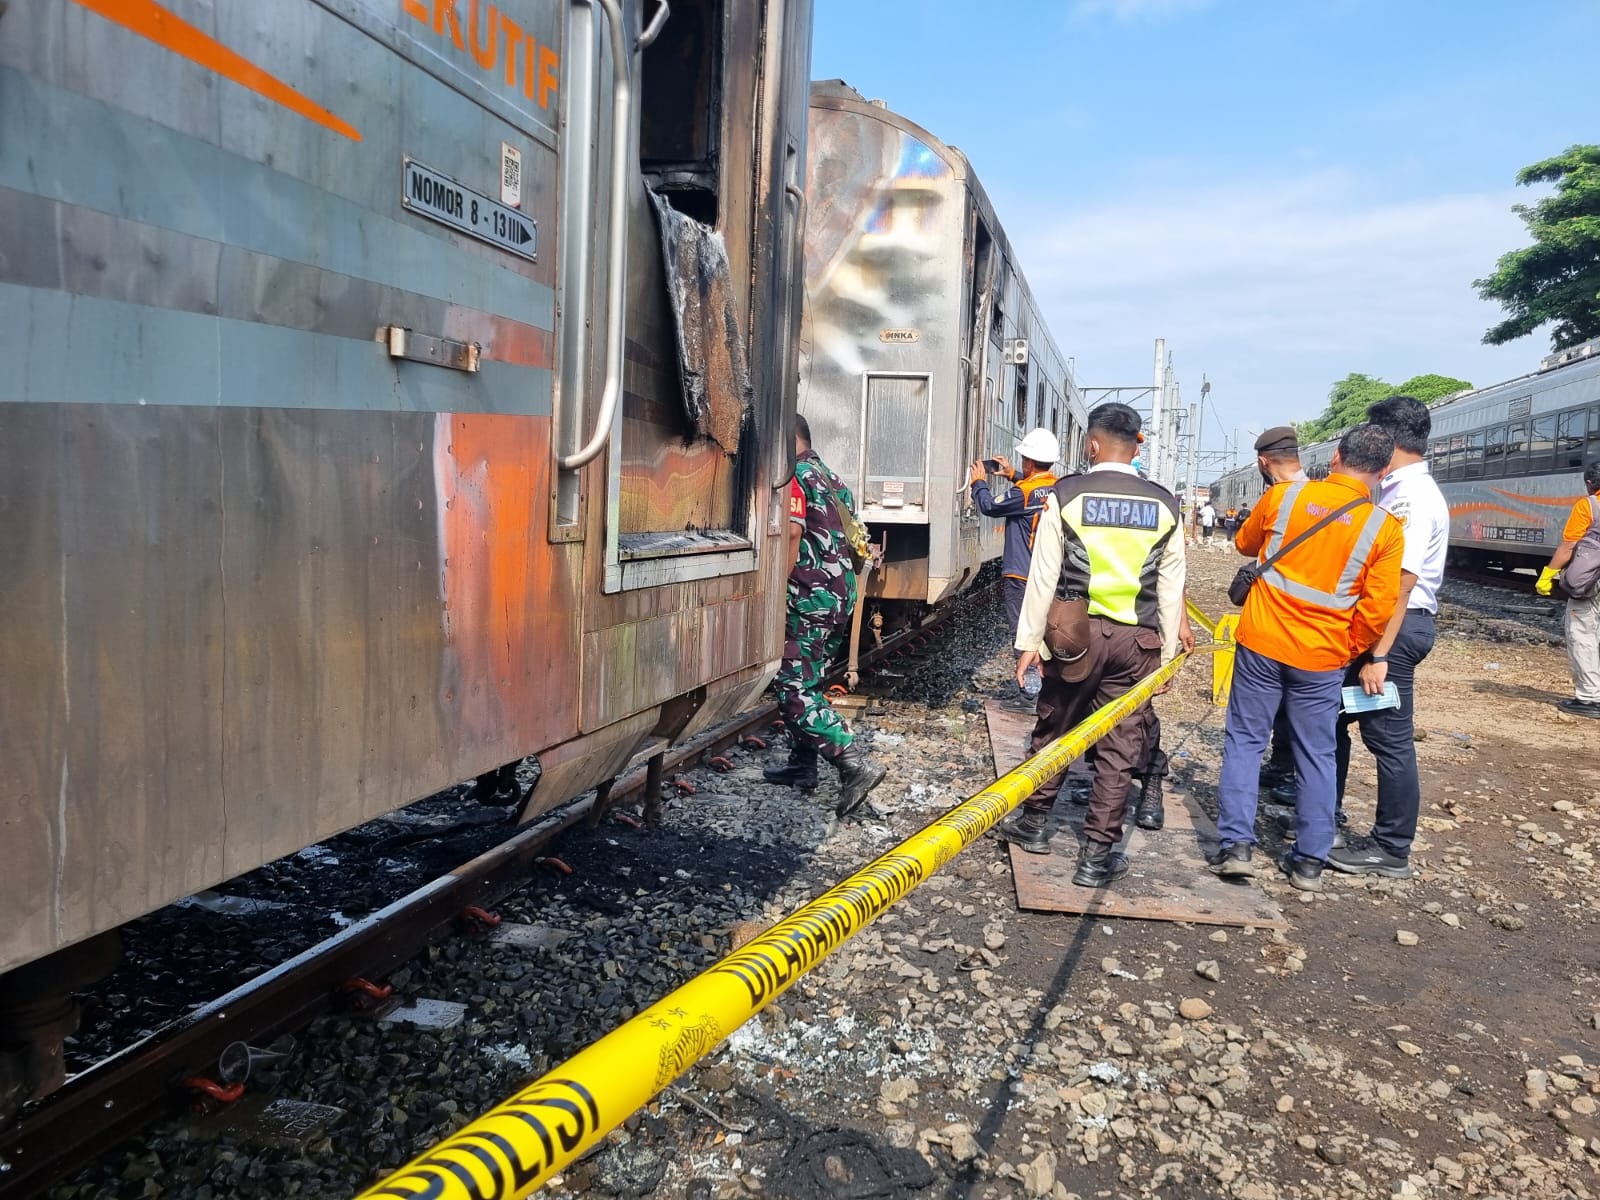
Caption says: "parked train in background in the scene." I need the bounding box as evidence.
[0,0,812,1121]
[1207,338,1600,569]
[798,81,1086,646]
[1208,439,1336,515]
[1427,338,1600,567]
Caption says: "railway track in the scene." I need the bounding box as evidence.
[0,585,998,1199]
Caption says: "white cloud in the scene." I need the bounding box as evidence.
[1005,168,1541,459]
[1071,0,1214,22]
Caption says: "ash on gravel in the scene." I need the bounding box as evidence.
[64,782,532,1069]
[48,589,1017,1199]
[51,562,1600,1200]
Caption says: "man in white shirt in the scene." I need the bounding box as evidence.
[1327,395,1450,879]
[1198,501,1217,543]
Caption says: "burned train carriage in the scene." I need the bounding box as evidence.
[798,81,1086,630]
[0,0,812,1116]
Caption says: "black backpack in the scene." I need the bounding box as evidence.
[1561,497,1600,600]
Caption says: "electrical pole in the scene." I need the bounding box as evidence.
[1150,338,1165,487]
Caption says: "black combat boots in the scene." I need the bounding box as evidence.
[763,743,818,791]
[1072,841,1130,887]
[995,808,1051,854]
[1133,772,1165,831]
[831,740,887,817]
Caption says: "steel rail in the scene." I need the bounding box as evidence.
[355,654,1189,1200]
[0,587,992,1198]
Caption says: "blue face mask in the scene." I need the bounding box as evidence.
[1131,456,1145,473]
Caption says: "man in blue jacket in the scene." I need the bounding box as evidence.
[970,428,1061,693]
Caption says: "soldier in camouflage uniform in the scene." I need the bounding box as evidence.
[764,416,887,816]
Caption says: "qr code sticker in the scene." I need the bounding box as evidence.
[500,144,522,208]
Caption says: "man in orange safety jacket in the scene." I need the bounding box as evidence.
[1207,423,1405,892]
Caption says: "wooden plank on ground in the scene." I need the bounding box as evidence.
[984,701,1286,930]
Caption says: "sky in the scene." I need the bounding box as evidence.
[810,0,1599,470]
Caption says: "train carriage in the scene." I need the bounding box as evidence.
[1207,339,1600,568]
[1427,340,1600,565]
[797,81,1085,629]
[0,0,812,1117]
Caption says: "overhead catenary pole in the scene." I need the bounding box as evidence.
[1185,400,1198,511]
[1171,380,1184,492]
[1150,338,1165,485]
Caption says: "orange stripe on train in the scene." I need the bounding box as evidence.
[71,0,361,141]
[1488,487,1584,508]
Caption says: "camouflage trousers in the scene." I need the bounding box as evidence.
[776,618,853,756]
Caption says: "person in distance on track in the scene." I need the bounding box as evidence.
[763,415,887,816]
[1198,498,1217,544]
[1209,424,1404,892]
[1327,396,1450,879]
[997,403,1191,887]
[969,428,1061,701]
[1536,460,1600,720]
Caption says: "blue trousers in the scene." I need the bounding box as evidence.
[1217,644,1344,862]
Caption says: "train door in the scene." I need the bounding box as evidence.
[857,373,932,514]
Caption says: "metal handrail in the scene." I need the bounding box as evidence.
[637,0,670,49]
[773,177,806,488]
[558,0,635,471]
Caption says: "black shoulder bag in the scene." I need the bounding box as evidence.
[1228,496,1370,607]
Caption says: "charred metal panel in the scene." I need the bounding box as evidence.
[801,84,1085,605]
[799,94,963,601]
[646,191,753,454]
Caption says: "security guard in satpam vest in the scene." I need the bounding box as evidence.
[999,403,1191,887]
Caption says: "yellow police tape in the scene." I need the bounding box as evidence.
[1185,598,1218,638]
[356,654,1189,1200]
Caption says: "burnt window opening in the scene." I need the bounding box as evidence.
[1013,363,1029,428]
[640,0,723,226]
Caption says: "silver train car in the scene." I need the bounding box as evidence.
[798,81,1085,620]
[1207,339,1600,567]
[1428,339,1600,566]
[0,0,812,1115]
[1209,438,1336,515]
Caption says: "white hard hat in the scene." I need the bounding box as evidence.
[1015,428,1060,465]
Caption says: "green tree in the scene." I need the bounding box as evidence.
[1394,373,1471,406]
[1296,371,1471,444]
[1475,144,1600,350]
[1298,373,1392,443]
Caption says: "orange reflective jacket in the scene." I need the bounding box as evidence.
[1234,473,1404,671]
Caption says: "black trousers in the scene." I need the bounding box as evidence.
[1335,609,1436,857]
[1024,619,1162,844]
